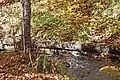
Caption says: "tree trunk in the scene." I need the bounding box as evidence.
[22,0,31,52]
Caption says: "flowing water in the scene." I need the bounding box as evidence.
[57,55,119,80]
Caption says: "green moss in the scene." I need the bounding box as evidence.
[56,61,69,75]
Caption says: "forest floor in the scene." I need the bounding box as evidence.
[0,52,62,80]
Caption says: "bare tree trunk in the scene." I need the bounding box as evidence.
[22,0,31,52]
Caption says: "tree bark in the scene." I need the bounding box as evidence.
[22,0,31,52]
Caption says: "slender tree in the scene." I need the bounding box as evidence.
[22,0,31,52]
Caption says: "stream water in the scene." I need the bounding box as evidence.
[57,55,119,80]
